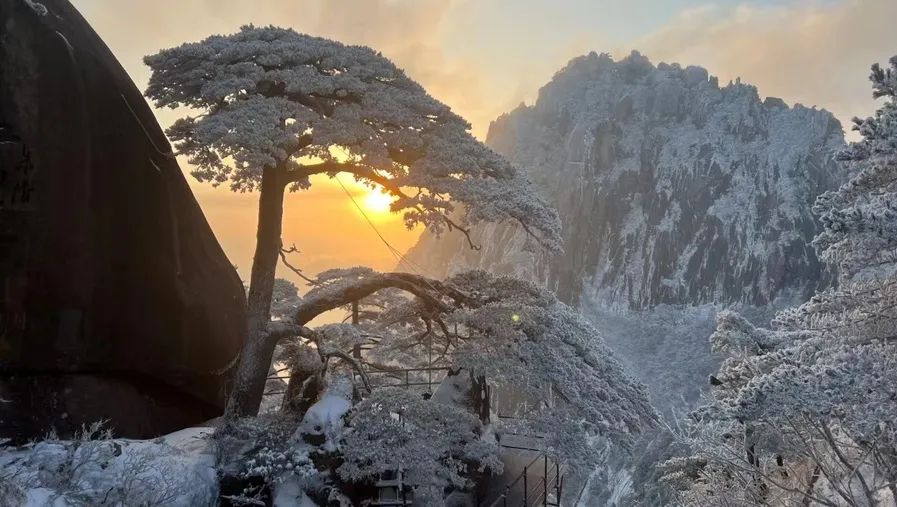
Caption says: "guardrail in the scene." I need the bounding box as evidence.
[353,364,452,394]
[480,453,563,507]
[353,364,566,506]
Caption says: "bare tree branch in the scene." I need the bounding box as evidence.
[278,242,319,285]
[321,348,372,394]
[285,161,493,251]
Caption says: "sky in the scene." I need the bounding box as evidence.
[71,0,896,288]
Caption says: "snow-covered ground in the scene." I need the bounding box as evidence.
[0,425,218,506]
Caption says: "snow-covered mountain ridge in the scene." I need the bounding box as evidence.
[407,51,845,311]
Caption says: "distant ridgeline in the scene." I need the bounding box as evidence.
[406,51,845,410]
[408,51,844,309]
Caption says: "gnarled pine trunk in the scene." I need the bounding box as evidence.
[281,344,326,415]
[226,167,286,418]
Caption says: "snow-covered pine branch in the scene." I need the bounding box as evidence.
[815,55,897,280]
[143,25,561,249]
[224,267,656,504]
[144,26,564,417]
[338,388,503,504]
[281,269,656,458]
[666,55,897,506]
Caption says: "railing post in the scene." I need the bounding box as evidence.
[503,485,510,507]
[558,475,564,506]
[556,462,561,504]
[397,469,407,506]
[544,455,548,506]
[523,465,528,506]
[351,301,361,359]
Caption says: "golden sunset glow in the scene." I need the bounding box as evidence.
[362,187,396,215]
[74,0,894,296]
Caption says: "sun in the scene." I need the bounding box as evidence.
[362,187,395,215]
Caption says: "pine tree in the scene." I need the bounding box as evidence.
[665,56,897,506]
[143,26,562,416]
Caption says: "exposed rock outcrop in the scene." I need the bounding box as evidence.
[408,51,844,311]
[0,0,245,440]
[406,52,846,412]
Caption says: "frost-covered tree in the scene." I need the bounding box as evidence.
[814,55,897,280]
[247,268,656,502]
[143,26,561,417]
[338,388,503,504]
[269,277,301,320]
[665,56,897,506]
[290,270,656,430]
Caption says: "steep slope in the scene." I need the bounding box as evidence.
[407,51,844,311]
[406,51,845,417]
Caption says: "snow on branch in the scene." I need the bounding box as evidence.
[277,268,656,455]
[144,25,562,250]
[338,388,502,504]
[668,55,897,506]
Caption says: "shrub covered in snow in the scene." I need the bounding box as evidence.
[338,387,502,503]
[143,25,563,420]
[0,423,218,506]
[216,415,321,506]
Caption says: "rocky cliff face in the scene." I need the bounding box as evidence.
[408,51,844,311]
[407,52,845,415]
[0,0,246,440]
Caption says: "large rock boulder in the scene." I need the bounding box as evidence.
[0,0,246,441]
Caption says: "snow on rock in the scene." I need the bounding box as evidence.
[272,475,319,507]
[406,51,844,310]
[0,426,218,506]
[294,377,352,450]
[404,51,845,415]
[22,0,48,16]
[431,370,471,407]
[23,489,64,507]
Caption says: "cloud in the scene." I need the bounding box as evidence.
[628,0,897,137]
[74,0,491,135]
[71,0,440,280]
[68,0,897,285]
[308,0,491,136]
[74,0,896,140]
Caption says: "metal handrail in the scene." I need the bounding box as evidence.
[352,364,567,506]
[352,364,452,393]
[365,366,452,374]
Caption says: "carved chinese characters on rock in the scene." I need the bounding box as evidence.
[0,131,34,361]
[1,140,36,210]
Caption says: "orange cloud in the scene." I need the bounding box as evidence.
[70,0,895,294]
[628,0,897,138]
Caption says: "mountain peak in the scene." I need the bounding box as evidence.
[417,52,845,310]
